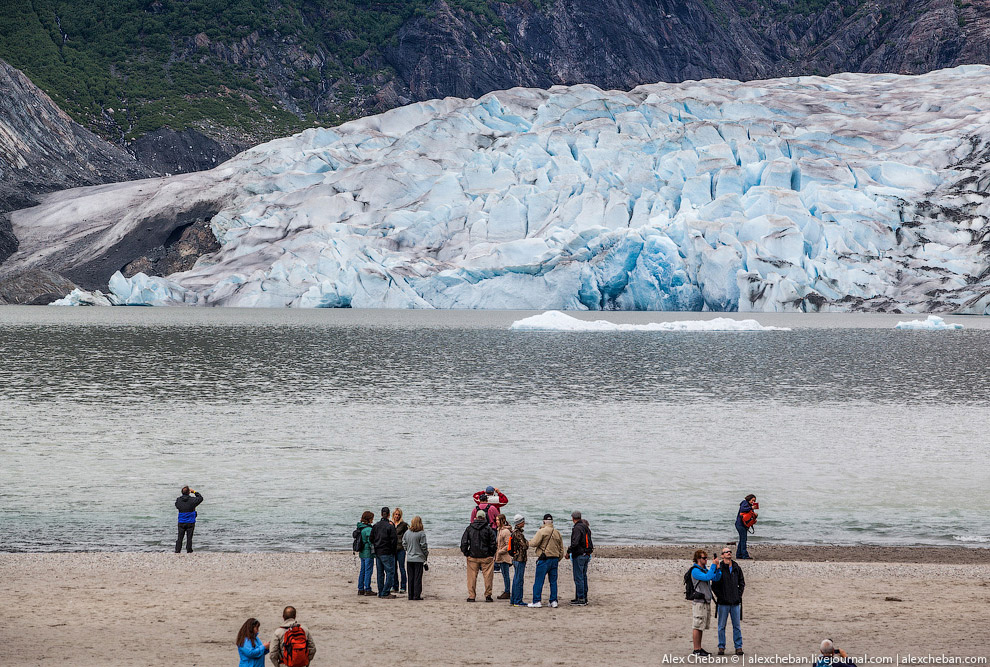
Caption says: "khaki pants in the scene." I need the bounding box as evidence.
[466,556,495,599]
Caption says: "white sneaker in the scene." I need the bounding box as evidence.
[549,601,558,608]
[527,601,542,608]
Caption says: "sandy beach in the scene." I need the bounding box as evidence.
[3,547,989,665]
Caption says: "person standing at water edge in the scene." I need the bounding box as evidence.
[236,618,270,667]
[735,494,758,559]
[688,549,722,657]
[392,508,409,595]
[371,506,398,599]
[355,511,375,595]
[529,513,564,608]
[494,513,513,599]
[566,511,593,605]
[403,515,429,600]
[270,606,315,666]
[711,547,745,656]
[174,486,203,553]
[509,514,529,607]
[461,511,497,602]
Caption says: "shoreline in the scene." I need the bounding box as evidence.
[5,544,986,563]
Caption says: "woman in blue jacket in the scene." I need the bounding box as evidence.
[236,618,269,667]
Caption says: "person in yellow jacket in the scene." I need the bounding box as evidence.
[527,513,564,608]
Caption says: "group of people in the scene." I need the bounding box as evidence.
[174,485,794,661]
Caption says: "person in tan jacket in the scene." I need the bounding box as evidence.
[528,513,564,608]
[494,514,513,600]
[270,606,316,666]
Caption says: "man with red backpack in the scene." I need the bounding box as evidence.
[270,606,315,666]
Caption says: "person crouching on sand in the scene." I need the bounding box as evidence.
[236,618,269,667]
[688,549,722,657]
[402,515,428,600]
[494,514,512,599]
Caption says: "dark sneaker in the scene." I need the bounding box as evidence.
[466,598,475,602]
[718,648,725,655]
[497,592,510,600]
[693,649,712,656]
[736,649,745,656]
[569,599,587,606]
[381,594,397,599]
[485,596,494,602]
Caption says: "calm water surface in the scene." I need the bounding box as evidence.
[1,307,988,551]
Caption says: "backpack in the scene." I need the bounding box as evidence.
[684,566,704,601]
[280,625,310,667]
[352,527,364,553]
[740,510,758,531]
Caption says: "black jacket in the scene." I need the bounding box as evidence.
[711,560,745,605]
[370,519,398,555]
[567,520,594,557]
[174,492,203,513]
[460,518,497,558]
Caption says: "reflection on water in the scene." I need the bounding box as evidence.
[1,307,988,551]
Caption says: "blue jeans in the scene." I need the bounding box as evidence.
[376,554,395,596]
[572,553,590,600]
[358,557,374,591]
[495,562,511,593]
[393,550,407,590]
[532,557,558,603]
[511,561,526,605]
[717,604,743,650]
[736,524,750,558]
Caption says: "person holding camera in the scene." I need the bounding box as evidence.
[174,486,203,553]
[711,547,745,656]
[815,639,855,666]
[687,549,722,657]
[735,494,758,560]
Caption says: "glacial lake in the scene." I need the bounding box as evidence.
[1,307,988,552]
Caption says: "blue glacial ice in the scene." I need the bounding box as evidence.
[511,310,790,331]
[18,65,990,312]
[894,315,964,330]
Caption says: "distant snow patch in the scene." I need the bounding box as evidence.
[894,315,963,330]
[510,310,790,332]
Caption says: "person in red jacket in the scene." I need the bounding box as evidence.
[473,486,508,511]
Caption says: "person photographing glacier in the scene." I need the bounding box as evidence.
[174,486,203,553]
[735,495,758,559]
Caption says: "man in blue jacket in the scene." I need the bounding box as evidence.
[689,549,723,657]
[174,486,203,553]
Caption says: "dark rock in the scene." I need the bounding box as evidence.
[0,269,77,305]
[0,58,156,266]
[121,218,222,278]
[130,128,240,175]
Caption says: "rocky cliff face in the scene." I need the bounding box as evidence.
[0,59,155,259]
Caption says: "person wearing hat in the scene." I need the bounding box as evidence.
[528,513,564,608]
[460,511,497,602]
[509,514,529,607]
[473,486,509,510]
[566,511,593,606]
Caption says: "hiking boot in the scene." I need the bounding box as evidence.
[549,601,558,608]
[363,590,377,596]
[569,598,587,606]
[527,601,542,608]
[497,591,510,600]
[736,649,745,656]
[381,594,397,599]
[693,649,712,656]
[485,596,494,602]
[717,649,725,655]
[466,598,475,602]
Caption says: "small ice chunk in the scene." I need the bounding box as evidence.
[49,288,113,306]
[894,315,963,330]
[510,310,790,331]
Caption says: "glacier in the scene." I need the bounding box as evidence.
[511,310,789,331]
[8,66,990,311]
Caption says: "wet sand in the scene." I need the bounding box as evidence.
[2,548,989,665]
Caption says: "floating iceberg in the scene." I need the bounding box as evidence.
[894,315,964,330]
[50,288,113,307]
[9,66,990,312]
[511,310,790,331]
